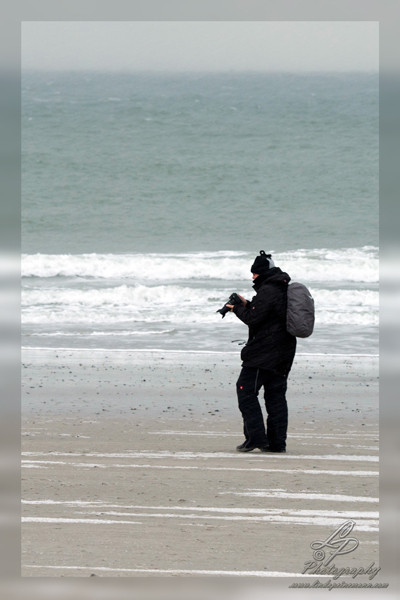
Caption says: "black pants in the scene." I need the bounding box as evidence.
[236,366,288,450]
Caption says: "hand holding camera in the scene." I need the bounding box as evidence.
[216,292,246,318]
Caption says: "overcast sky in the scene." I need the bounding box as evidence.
[21,21,378,72]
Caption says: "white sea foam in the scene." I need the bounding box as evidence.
[22,247,378,283]
[22,251,250,280]
[21,283,378,327]
[22,285,378,309]
[21,247,379,352]
[22,284,205,307]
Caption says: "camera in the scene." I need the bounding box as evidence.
[216,292,242,318]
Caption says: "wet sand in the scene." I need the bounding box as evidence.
[22,348,379,578]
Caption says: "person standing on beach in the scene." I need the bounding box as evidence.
[226,251,296,453]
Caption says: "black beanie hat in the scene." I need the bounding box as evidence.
[251,250,275,274]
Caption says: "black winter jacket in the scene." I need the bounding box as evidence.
[233,267,296,376]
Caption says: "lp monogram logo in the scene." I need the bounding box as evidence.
[310,520,359,565]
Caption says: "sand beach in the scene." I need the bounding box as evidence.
[21,348,379,579]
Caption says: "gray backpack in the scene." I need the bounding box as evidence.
[286,282,315,338]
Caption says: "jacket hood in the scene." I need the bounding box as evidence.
[252,267,291,290]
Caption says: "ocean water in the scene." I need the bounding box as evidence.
[22,71,378,355]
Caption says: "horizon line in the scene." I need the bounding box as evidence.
[21,68,379,75]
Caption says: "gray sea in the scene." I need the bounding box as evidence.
[22,71,378,355]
